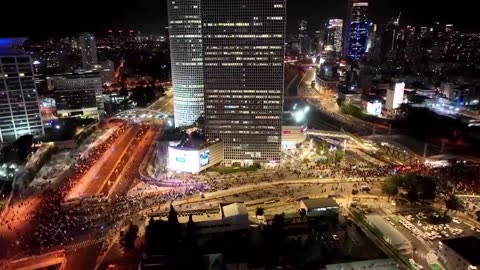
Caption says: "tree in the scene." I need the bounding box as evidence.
[335,149,344,162]
[406,188,418,202]
[299,209,307,220]
[256,207,264,217]
[445,196,463,211]
[336,98,344,108]
[120,223,139,252]
[416,176,437,200]
[381,181,398,200]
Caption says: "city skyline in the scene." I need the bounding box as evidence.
[0,0,478,38]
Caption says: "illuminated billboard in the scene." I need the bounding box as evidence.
[366,102,382,116]
[199,150,210,167]
[168,148,200,173]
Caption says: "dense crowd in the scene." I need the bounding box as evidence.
[0,123,133,256]
[2,126,480,261]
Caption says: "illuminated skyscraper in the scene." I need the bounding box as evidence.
[202,0,286,163]
[167,0,204,127]
[0,38,44,142]
[344,0,369,60]
[327,19,343,55]
[78,33,98,70]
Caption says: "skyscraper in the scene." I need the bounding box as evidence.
[202,0,286,163]
[298,20,312,55]
[78,33,98,70]
[344,0,369,60]
[327,19,343,55]
[0,38,44,142]
[167,0,204,127]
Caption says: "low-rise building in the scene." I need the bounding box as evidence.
[148,202,249,236]
[168,129,224,173]
[438,236,480,270]
[365,214,413,256]
[300,198,340,218]
[49,71,103,119]
[282,111,307,148]
[326,258,400,270]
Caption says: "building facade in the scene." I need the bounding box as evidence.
[0,38,45,142]
[167,0,205,127]
[168,139,224,173]
[202,0,286,163]
[49,71,103,119]
[78,33,98,70]
[327,19,343,55]
[438,237,480,270]
[344,0,369,60]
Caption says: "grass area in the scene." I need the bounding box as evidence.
[430,263,443,270]
[392,215,401,223]
[208,165,260,174]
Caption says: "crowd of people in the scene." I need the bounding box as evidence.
[0,123,133,257]
[2,121,480,262]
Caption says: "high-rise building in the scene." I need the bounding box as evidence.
[298,20,312,55]
[167,0,204,127]
[78,33,98,70]
[344,0,369,60]
[49,71,103,119]
[0,38,45,142]
[202,0,286,163]
[327,19,343,55]
[314,28,327,53]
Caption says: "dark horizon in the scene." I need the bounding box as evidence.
[0,0,478,39]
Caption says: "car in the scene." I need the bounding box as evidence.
[385,217,391,221]
[332,234,339,241]
[452,217,461,224]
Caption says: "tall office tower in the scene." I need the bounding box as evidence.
[167,0,204,127]
[344,0,369,60]
[78,33,98,70]
[314,28,327,53]
[49,71,103,119]
[202,0,286,163]
[0,38,45,142]
[327,19,343,55]
[298,20,312,55]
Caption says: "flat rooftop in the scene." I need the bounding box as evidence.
[169,130,221,150]
[326,258,400,270]
[441,236,480,266]
[365,215,411,248]
[301,197,339,210]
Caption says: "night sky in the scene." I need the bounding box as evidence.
[0,0,477,38]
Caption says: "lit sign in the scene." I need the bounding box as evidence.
[366,102,382,116]
[168,148,200,173]
[199,150,210,167]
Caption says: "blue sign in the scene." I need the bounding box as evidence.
[176,157,186,162]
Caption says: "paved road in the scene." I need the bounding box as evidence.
[109,128,158,197]
[82,125,141,196]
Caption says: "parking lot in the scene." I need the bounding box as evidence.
[393,209,480,241]
[383,208,480,269]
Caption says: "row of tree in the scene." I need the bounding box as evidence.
[381,174,437,202]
